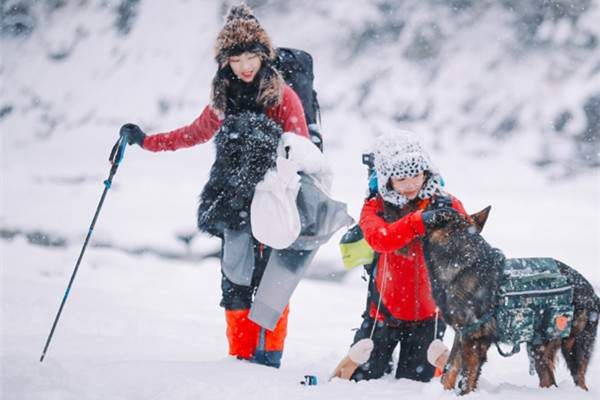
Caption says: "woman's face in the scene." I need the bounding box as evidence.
[390,172,426,200]
[228,52,261,83]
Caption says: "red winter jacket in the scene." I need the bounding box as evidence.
[142,85,309,152]
[359,195,468,322]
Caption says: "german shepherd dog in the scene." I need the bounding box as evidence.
[422,207,600,395]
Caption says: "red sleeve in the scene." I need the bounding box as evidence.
[359,198,425,253]
[142,106,222,152]
[267,85,310,138]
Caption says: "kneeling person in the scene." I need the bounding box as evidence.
[336,131,466,382]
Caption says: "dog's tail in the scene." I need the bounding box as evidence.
[593,291,600,313]
[555,260,599,389]
[591,292,600,333]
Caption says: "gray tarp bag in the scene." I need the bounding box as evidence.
[249,174,354,330]
[290,173,354,250]
[221,228,255,286]
[249,248,318,330]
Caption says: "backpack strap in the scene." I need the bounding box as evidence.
[494,342,521,357]
[457,310,495,338]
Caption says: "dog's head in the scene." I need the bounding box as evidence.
[427,205,491,247]
[423,206,494,284]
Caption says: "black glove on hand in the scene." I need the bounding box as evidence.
[430,195,453,210]
[119,123,146,147]
[422,207,458,229]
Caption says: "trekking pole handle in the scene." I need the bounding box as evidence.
[106,136,128,187]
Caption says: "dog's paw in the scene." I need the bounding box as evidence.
[441,373,456,391]
[456,376,475,396]
[456,377,467,395]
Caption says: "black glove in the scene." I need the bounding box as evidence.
[422,207,458,229]
[430,195,453,210]
[119,123,146,147]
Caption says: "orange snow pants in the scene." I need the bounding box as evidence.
[225,306,289,367]
[220,241,288,367]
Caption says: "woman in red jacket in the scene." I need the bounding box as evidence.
[120,5,308,151]
[118,4,309,368]
[350,132,468,382]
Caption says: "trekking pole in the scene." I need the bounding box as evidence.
[39,136,128,362]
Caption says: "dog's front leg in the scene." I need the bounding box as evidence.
[457,337,491,395]
[442,334,462,391]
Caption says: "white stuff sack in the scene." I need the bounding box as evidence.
[251,156,301,249]
[279,132,333,193]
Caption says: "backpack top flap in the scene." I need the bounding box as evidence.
[500,258,571,299]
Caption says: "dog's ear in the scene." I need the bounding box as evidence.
[470,206,491,233]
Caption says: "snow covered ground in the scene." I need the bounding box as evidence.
[2,1,600,399]
[2,128,598,399]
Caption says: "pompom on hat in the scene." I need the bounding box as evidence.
[373,131,446,207]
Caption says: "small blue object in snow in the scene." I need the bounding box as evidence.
[300,375,318,386]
